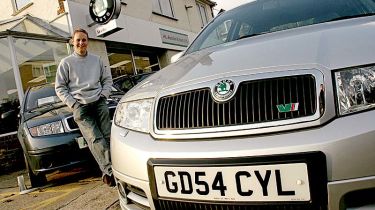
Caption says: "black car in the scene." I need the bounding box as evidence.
[112,72,154,93]
[17,83,123,187]
[0,98,20,134]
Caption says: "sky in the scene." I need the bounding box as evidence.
[212,0,253,15]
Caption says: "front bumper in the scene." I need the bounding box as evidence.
[26,132,91,174]
[111,110,375,210]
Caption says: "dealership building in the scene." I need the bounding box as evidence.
[0,0,215,171]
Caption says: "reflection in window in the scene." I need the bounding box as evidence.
[133,54,160,74]
[152,0,174,17]
[108,53,135,78]
[14,0,31,10]
[108,52,160,78]
[200,20,232,50]
[0,38,20,135]
[14,39,70,92]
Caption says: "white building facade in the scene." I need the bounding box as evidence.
[0,0,215,137]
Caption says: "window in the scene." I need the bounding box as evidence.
[0,38,19,135]
[197,2,208,26]
[108,49,160,78]
[152,0,174,17]
[133,55,160,74]
[14,39,70,91]
[32,65,43,77]
[14,0,31,11]
[57,0,65,15]
[108,53,135,78]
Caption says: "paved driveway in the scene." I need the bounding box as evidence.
[0,166,120,210]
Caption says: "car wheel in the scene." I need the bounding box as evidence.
[24,154,47,188]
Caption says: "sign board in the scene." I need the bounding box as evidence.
[89,0,121,25]
[95,19,123,37]
[160,29,189,47]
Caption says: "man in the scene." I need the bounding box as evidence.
[55,28,115,186]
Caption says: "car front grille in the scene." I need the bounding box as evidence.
[156,75,316,130]
[154,200,326,210]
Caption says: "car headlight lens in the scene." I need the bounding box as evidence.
[114,99,153,133]
[334,65,375,115]
[29,121,64,137]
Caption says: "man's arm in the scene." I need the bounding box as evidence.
[99,59,113,99]
[55,60,77,108]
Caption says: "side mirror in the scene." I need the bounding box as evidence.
[171,51,184,63]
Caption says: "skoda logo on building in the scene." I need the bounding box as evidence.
[212,80,236,102]
[89,0,121,24]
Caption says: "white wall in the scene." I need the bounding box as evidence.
[0,0,61,22]
[72,0,214,33]
[66,1,197,51]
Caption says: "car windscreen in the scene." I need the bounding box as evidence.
[185,0,375,54]
[25,85,61,111]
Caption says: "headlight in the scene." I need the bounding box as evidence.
[114,99,153,133]
[334,65,375,115]
[29,121,64,137]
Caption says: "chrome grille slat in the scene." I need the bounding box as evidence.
[158,97,163,128]
[309,77,314,113]
[257,80,261,122]
[282,78,286,119]
[202,90,206,127]
[276,79,280,119]
[287,78,292,118]
[263,81,267,121]
[182,93,186,128]
[245,83,249,123]
[173,96,177,129]
[156,75,316,130]
[239,85,243,124]
[186,92,191,128]
[295,78,301,117]
[178,95,183,128]
[302,76,307,115]
[251,82,255,122]
[197,90,201,127]
[269,80,274,120]
[165,97,170,128]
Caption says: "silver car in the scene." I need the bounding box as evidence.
[111,0,375,209]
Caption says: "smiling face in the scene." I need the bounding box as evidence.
[72,32,88,56]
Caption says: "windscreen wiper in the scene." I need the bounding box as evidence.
[324,13,375,23]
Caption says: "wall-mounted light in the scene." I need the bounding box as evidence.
[185,5,193,9]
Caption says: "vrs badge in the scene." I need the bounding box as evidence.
[277,103,299,113]
[212,80,236,102]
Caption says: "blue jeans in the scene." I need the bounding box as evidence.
[73,97,112,176]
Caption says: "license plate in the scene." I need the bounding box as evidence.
[76,137,88,149]
[154,163,310,202]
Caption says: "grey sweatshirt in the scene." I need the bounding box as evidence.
[55,52,113,108]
